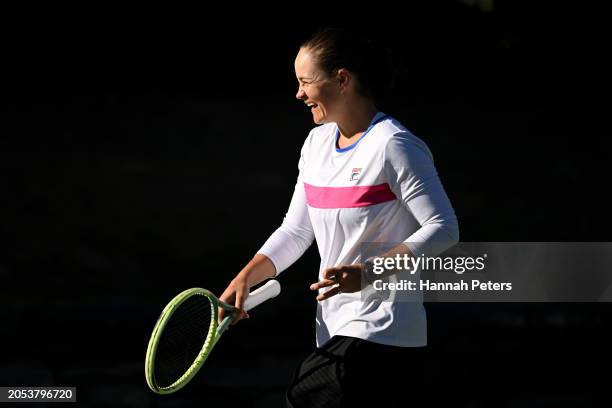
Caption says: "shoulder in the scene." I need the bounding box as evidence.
[309,122,336,141]
[301,123,336,152]
[378,117,434,164]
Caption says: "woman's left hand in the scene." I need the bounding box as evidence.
[309,264,364,301]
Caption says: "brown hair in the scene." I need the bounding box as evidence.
[300,28,398,101]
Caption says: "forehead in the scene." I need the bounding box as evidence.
[294,48,323,78]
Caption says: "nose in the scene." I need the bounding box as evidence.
[296,85,306,100]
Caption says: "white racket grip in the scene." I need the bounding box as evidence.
[243,280,281,311]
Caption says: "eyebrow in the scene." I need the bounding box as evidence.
[297,76,314,81]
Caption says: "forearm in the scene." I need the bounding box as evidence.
[236,253,277,288]
[380,243,413,261]
[402,220,459,260]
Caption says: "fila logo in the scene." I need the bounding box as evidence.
[350,168,362,181]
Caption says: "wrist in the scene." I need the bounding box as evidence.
[362,257,381,285]
[232,273,250,288]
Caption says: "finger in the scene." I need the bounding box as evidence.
[323,267,342,281]
[310,279,336,291]
[218,291,234,318]
[218,308,233,328]
[230,309,249,325]
[234,290,244,310]
[316,286,341,302]
[232,291,249,325]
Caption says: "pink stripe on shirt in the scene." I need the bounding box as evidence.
[303,182,397,209]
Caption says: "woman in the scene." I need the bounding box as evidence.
[219,28,459,407]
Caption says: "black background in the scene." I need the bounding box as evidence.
[2,2,611,407]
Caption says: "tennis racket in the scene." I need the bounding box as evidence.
[145,279,281,394]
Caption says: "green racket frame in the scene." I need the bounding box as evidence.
[145,288,236,394]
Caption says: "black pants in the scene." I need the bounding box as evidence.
[286,335,427,408]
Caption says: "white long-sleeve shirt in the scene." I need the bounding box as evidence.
[258,112,459,347]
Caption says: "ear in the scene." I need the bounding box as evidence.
[336,68,351,90]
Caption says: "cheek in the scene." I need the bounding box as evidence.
[317,89,340,109]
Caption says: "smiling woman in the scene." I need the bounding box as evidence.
[294,52,343,126]
[218,28,460,407]
[293,29,397,148]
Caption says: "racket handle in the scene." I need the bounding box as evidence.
[243,280,281,311]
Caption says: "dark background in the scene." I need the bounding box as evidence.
[2,1,610,407]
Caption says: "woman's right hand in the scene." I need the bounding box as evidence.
[217,254,277,327]
[218,276,250,327]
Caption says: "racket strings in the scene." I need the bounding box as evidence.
[154,295,214,388]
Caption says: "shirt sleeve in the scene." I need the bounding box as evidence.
[383,132,460,257]
[257,137,315,276]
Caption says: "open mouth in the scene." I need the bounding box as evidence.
[306,103,318,111]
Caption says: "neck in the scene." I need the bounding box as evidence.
[336,99,379,139]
